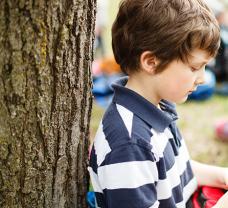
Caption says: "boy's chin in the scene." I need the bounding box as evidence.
[169,96,188,104]
[177,96,188,104]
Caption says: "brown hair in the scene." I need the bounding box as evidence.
[112,0,221,74]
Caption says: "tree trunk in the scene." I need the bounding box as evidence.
[0,0,96,207]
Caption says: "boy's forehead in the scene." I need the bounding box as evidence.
[188,49,213,64]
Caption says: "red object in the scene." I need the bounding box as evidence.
[191,186,226,208]
[192,189,201,208]
[201,186,224,201]
[205,200,217,208]
[215,120,228,141]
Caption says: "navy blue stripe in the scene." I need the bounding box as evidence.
[159,197,177,207]
[95,192,105,208]
[102,103,130,149]
[103,184,157,208]
[131,115,153,143]
[89,145,98,174]
[100,143,156,167]
[112,77,174,132]
[155,141,177,180]
[180,161,194,187]
[159,100,178,120]
[172,184,184,203]
[158,164,194,205]
[158,172,193,206]
[156,157,168,180]
[158,159,193,183]
[169,123,182,147]
[163,142,176,169]
[168,137,181,156]
[157,160,194,195]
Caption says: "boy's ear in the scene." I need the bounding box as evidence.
[140,51,159,74]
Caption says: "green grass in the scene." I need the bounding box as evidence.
[177,95,228,166]
[90,95,228,166]
[90,102,104,140]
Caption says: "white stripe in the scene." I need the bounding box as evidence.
[175,178,197,208]
[151,127,194,200]
[150,129,169,158]
[98,161,158,190]
[156,162,181,200]
[180,139,190,160]
[156,176,197,206]
[183,177,198,203]
[164,128,174,139]
[94,122,111,166]
[175,139,190,175]
[116,104,133,137]
[88,167,103,193]
[151,127,190,172]
[156,139,192,200]
[149,200,160,208]
[176,200,186,208]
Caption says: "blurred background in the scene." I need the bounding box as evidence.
[90,0,228,166]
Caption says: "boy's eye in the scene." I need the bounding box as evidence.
[190,67,198,72]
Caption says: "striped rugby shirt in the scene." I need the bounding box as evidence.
[88,77,197,208]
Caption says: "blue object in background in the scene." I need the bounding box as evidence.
[92,75,113,96]
[93,73,123,108]
[93,74,123,96]
[87,191,96,208]
[95,94,113,109]
[188,69,216,101]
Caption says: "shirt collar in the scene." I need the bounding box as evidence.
[111,77,178,132]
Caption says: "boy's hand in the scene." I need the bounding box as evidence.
[220,168,228,190]
[191,161,228,189]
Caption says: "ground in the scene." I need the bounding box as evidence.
[177,96,228,166]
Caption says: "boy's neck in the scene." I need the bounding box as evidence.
[125,75,161,108]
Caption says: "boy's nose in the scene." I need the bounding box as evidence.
[195,75,205,85]
[195,68,206,85]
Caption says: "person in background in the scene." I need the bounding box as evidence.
[94,0,109,58]
[216,10,228,81]
[207,0,228,81]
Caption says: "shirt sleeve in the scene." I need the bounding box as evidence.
[97,142,160,208]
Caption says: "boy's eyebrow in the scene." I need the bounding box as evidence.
[192,61,207,68]
[190,57,213,67]
[189,53,213,68]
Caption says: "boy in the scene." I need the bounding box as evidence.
[88,0,228,207]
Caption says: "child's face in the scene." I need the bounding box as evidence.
[153,49,213,104]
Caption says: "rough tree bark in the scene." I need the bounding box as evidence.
[0,0,96,207]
